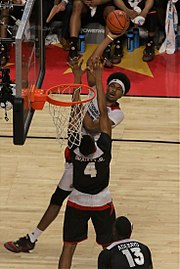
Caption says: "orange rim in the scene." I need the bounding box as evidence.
[46,84,96,107]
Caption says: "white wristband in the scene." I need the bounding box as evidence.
[107,35,114,41]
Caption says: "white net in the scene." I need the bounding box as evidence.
[48,84,96,149]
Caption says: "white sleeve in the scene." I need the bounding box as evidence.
[107,108,124,128]
[58,163,73,191]
[87,91,100,120]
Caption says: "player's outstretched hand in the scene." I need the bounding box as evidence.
[68,57,85,84]
[90,57,104,82]
[87,56,104,80]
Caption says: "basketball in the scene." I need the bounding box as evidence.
[106,10,130,35]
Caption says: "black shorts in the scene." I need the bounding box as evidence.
[81,2,113,27]
[63,202,116,246]
[122,0,156,11]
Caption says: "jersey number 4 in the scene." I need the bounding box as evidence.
[122,247,145,267]
[84,162,97,178]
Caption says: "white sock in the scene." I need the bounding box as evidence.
[28,228,42,243]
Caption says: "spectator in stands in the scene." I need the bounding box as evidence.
[44,0,72,50]
[0,0,26,44]
[98,216,154,269]
[0,0,25,38]
[155,0,179,49]
[154,0,168,47]
[67,0,116,62]
[104,0,158,66]
[155,0,180,29]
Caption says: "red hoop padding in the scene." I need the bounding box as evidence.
[30,84,96,110]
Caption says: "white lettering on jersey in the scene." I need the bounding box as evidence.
[118,242,140,250]
[75,155,105,163]
[87,87,99,120]
[88,98,100,120]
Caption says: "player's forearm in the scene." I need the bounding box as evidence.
[91,36,113,59]
[87,36,114,87]
[96,78,108,122]
[142,0,154,17]
[73,75,82,84]
[97,85,111,134]
[72,88,81,101]
[83,115,100,133]
[113,0,129,12]
[96,71,111,135]
[88,33,122,63]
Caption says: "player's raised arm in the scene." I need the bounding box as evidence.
[67,58,85,147]
[90,57,111,137]
[87,32,121,87]
[69,57,84,101]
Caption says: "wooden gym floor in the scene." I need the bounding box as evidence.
[0,96,179,268]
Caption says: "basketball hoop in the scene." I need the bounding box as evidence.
[30,84,96,148]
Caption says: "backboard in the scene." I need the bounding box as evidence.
[13,0,45,145]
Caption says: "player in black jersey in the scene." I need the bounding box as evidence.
[58,57,116,269]
[98,216,154,269]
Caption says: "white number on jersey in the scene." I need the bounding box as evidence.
[84,162,97,178]
[122,247,145,267]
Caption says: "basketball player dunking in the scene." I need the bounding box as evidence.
[58,56,116,269]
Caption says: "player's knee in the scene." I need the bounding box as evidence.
[50,187,71,206]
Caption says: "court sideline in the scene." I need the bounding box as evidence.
[0,96,179,269]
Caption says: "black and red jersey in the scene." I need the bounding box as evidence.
[98,238,153,269]
[70,132,112,195]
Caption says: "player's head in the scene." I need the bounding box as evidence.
[79,135,96,156]
[106,72,130,101]
[113,216,133,240]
